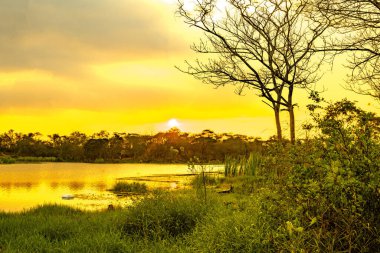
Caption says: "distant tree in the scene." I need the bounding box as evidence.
[176,0,330,143]
[316,0,380,100]
[84,138,109,161]
[108,133,126,161]
[0,130,18,153]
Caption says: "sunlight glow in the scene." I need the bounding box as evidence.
[168,118,180,129]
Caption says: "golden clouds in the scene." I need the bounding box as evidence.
[0,0,186,74]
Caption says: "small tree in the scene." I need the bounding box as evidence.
[177,0,330,143]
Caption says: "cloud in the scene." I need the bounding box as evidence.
[0,0,187,75]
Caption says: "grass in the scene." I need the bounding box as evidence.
[0,156,58,164]
[1,172,379,252]
[0,156,16,164]
[0,176,289,253]
[110,181,148,194]
[0,181,273,253]
[1,157,379,252]
[224,152,263,177]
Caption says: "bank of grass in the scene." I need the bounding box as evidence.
[1,169,379,252]
[0,156,58,164]
[0,181,283,253]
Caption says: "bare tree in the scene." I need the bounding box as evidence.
[176,0,330,143]
[316,0,380,100]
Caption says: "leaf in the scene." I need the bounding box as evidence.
[309,217,317,226]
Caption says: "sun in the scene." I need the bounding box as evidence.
[167,119,180,129]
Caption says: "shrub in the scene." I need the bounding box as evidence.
[122,193,211,239]
[189,188,290,253]
[282,100,380,252]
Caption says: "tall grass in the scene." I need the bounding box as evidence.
[224,152,263,177]
[122,192,213,239]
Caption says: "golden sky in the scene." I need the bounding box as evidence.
[0,0,378,139]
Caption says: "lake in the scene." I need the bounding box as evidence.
[0,163,222,212]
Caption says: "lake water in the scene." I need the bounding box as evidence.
[0,163,219,212]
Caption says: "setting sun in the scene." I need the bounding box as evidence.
[167,118,180,129]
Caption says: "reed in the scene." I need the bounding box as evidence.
[224,152,263,177]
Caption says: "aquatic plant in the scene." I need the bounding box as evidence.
[111,182,148,194]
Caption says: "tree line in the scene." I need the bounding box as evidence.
[0,128,263,163]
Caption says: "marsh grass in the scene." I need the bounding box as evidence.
[224,152,263,177]
[111,182,148,194]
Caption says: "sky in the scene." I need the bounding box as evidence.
[0,0,378,139]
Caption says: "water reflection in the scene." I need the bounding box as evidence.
[0,182,11,190]
[0,163,196,212]
[0,182,37,190]
[68,181,85,190]
[50,182,59,189]
[13,182,36,189]
[92,182,107,191]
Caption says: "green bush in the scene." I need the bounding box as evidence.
[122,193,211,239]
[281,100,380,252]
[187,188,292,253]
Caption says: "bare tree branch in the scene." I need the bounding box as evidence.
[176,0,330,143]
[316,0,380,100]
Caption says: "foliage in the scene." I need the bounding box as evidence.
[0,129,261,164]
[280,100,380,252]
[218,100,380,252]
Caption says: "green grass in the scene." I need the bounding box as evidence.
[224,152,263,177]
[0,186,272,253]
[0,156,58,164]
[1,168,379,252]
[0,156,16,164]
[110,181,148,194]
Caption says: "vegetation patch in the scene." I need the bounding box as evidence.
[110,182,148,194]
[122,192,212,239]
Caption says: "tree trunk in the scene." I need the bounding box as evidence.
[274,107,282,141]
[289,106,295,144]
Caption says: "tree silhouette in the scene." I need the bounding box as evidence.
[176,0,330,143]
